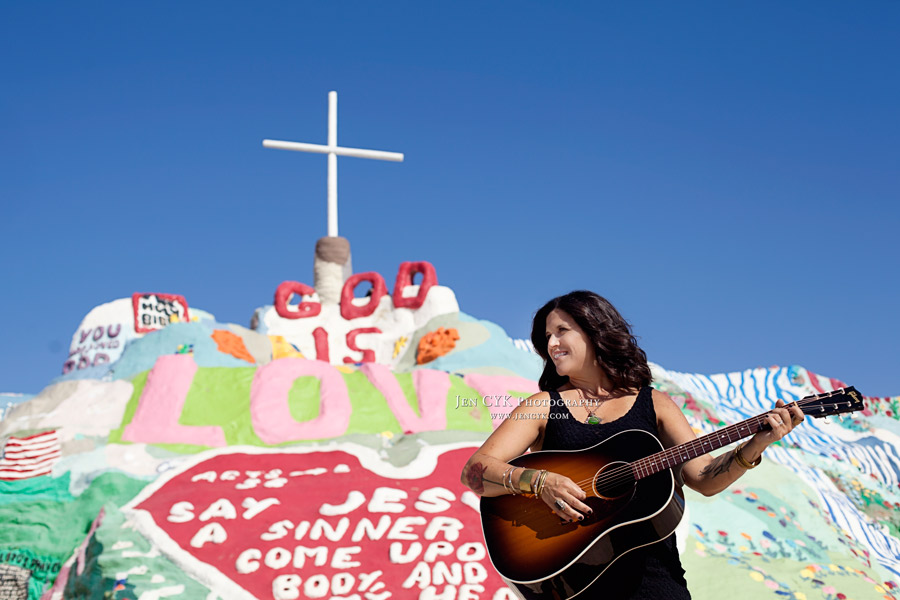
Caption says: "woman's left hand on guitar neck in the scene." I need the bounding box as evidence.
[656,392,805,497]
[744,398,805,453]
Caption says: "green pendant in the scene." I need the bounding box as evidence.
[586,416,601,425]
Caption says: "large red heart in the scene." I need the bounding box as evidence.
[127,444,520,600]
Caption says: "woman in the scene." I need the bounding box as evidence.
[461,290,804,599]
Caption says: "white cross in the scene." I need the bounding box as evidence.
[263,91,404,237]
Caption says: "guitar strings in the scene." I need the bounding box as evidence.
[552,398,850,497]
[504,399,851,527]
[571,399,849,494]
[562,404,800,495]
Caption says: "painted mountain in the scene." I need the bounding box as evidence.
[1,240,898,600]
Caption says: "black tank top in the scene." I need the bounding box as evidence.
[542,387,691,600]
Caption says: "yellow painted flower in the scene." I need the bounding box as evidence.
[795,593,807,600]
[739,545,749,552]
[874,585,885,593]
[695,542,705,551]
[749,571,764,582]
[800,569,814,578]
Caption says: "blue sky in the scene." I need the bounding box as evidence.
[2,2,898,397]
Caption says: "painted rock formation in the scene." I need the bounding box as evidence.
[1,240,898,600]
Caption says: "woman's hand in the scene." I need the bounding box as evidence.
[538,472,592,523]
[751,399,805,448]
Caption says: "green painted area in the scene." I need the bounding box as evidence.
[0,547,62,600]
[396,372,421,417]
[0,472,146,563]
[61,502,210,600]
[61,528,139,600]
[681,536,889,600]
[109,366,499,450]
[447,376,493,433]
[288,375,321,422]
[180,367,256,438]
[160,367,265,453]
[680,453,900,597]
[509,389,535,402]
[0,472,74,505]
[690,451,854,554]
[343,369,404,435]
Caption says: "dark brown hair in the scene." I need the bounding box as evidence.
[530,290,652,392]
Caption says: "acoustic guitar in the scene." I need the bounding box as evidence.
[480,387,864,599]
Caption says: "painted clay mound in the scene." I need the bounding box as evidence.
[1,255,898,600]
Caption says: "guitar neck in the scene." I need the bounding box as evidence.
[624,386,864,481]
[631,406,787,480]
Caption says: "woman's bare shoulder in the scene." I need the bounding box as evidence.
[511,390,553,415]
[650,387,677,405]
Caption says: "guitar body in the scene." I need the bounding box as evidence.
[481,430,685,600]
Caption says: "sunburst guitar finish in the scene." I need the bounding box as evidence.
[481,430,684,599]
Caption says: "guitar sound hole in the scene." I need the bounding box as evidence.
[594,461,635,499]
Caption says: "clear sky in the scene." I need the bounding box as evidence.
[2,2,898,397]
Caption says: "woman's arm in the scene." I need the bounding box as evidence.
[460,392,593,523]
[652,389,805,496]
[460,393,550,497]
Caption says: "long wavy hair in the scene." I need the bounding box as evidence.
[530,290,652,393]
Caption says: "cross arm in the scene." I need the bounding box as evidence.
[262,139,404,162]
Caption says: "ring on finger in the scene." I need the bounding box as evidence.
[554,499,566,510]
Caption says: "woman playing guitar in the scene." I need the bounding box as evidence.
[460,290,805,599]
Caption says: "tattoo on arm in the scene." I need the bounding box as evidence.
[465,462,488,494]
[699,452,735,478]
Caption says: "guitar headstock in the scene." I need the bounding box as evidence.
[799,386,865,418]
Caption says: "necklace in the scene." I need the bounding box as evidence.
[577,388,612,425]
